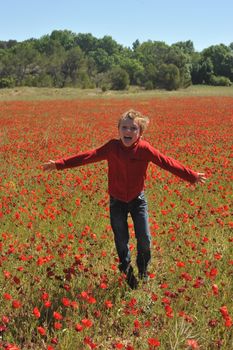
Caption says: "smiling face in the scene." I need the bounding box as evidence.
[118,117,141,147]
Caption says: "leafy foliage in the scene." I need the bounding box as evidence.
[0,31,233,90]
[109,67,130,90]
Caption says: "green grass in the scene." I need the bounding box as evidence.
[1,85,233,101]
[1,94,232,349]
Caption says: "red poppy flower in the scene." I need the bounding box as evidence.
[33,307,40,318]
[12,300,22,309]
[148,337,160,348]
[37,326,46,336]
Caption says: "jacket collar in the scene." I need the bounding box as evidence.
[119,137,141,150]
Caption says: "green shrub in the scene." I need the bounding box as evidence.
[0,77,15,88]
[101,85,108,92]
[109,67,129,90]
[209,75,232,86]
[144,81,154,90]
[158,64,181,91]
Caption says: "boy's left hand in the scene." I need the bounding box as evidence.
[196,173,206,184]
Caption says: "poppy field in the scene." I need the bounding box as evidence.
[0,95,233,349]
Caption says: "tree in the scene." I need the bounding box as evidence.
[165,46,192,87]
[1,29,231,90]
[34,35,51,54]
[35,31,75,56]
[50,30,76,50]
[190,52,203,84]
[61,46,86,86]
[98,35,122,55]
[75,33,98,54]
[158,64,180,90]
[89,48,114,72]
[171,40,195,55]
[143,63,158,88]
[136,40,169,67]
[165,46,190,69]
[191,53,214,84]
[179,64,192,88]
[0,49,10,79]
[132,39,140,51]
[222,54,233,81]
[0,40,17,49]
[45,44,66,87]
[134,41,170,87]
[119,57,144,85]
[199,58,214,84]
[109,67,129,90]
[6,42,42,85]
[201,44,233,80]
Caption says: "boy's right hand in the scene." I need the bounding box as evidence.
[43,160,56,172]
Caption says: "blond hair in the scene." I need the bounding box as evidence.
[118,109,149,134]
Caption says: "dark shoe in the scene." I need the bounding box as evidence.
[138,271,149,283]
[126,265,138,290]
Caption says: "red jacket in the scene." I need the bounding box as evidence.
[55,138,198,203]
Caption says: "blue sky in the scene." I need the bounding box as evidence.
[1,0,233,51]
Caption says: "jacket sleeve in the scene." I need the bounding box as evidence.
[55,141,111,170]
[148,145,198,184]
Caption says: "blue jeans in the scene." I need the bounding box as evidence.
[110,192,151,274]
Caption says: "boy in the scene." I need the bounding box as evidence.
[43,109,206,289]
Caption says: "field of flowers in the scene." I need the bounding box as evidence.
[0,96,233,350]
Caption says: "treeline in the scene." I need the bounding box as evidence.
[0,30,233,90]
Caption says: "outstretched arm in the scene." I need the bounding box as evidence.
[195,172,206,184]
[148,144,206,184]
[43,160,56,172]
[42,140,113,172]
